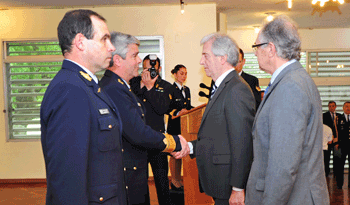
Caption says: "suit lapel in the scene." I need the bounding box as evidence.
[253,61,301,128]
[201,71,236,128]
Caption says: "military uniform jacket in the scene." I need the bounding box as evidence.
[100,70,182,204]
[167,83,193,135]
[130,76,174,133]
[337,114,350,149]
[323,111,340,138]
[40,60,126,205]
[241,71,261,110]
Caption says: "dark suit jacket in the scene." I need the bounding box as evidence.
[41,60,126,205]
[99,71,182,205]
[323,111,340,138]
[191,70,255,199]
[241,71,261,110]
[167,83,193,135]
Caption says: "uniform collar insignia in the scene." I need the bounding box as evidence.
[118,79,124,85]
[256,86,261,91]
[98,88,101,93]
[156,84,159,88]
[80,71,92,82]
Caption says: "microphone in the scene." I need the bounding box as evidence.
[199,91,209,99]
[199,83,211,90]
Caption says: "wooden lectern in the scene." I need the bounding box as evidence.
[175,103,214,205]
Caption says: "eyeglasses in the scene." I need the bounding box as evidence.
[252,43,268,51]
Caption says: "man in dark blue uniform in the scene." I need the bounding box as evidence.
[99,32,189,205]
[130,55,175,205]
[40,10,127,204]
[335,101,350,189]
[323,101,340,177]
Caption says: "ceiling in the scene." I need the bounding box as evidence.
[1,0,350,30]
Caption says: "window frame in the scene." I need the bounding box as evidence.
[2,38,63,142]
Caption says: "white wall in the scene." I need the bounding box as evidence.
[0,4,217,179]
[228,28,350,52]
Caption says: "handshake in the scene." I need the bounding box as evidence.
[171,135,190,159]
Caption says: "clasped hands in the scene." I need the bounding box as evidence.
[171,135,190,159]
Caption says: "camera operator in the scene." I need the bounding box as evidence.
[130,54,175,205]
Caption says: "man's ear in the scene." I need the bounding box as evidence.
[267,42,277,58]
[72,33,86,51]
[113,55,123,67]
[220,55,228,65]
[242,58,246,66]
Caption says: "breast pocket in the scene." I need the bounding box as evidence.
[98,115,120,151]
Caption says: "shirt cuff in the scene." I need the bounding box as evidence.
[188,142,193,154]
[232,187,244,191]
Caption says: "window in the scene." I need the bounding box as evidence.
[4,37,165,140]
[137,36,165,78]
[3,41,63,140]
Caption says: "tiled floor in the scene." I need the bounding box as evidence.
[0,175,349,204]
[0,181,159,205]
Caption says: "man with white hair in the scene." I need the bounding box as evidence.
[174,33,255,205]
[245,15,329,205]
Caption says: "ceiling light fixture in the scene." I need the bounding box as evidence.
[180,0,185,14]
[312,0,344,7]
[253,26,260,34]
[288,0,293,9]
[265,12,276,22]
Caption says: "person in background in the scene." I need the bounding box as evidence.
[323,124,333,177]
[323,101,340,177]
[167,64,193,191]
[236,48,261,110]
[41,9,127,204]
[130,55,175,205]
[335,101,350,189]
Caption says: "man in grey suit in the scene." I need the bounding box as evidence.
[175,33,255,205]
[245,15,329,205]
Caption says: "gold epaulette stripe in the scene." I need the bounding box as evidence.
[162,133,176,153]
[169,109,176,116]
[80,71,92,81]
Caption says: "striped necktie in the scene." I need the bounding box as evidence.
[210,84,218,99]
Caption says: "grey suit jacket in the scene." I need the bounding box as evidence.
[245,61,329,205]
[191,70,255,199]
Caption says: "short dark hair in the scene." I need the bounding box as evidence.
[143,54,161,69]
[57,9,106,55]
[239,48,244,59]
[171,64,186,74]
[328,101,336,106]
[343,101,350,106]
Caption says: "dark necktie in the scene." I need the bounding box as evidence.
[180,87,185,98]
[210,84,218,99]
